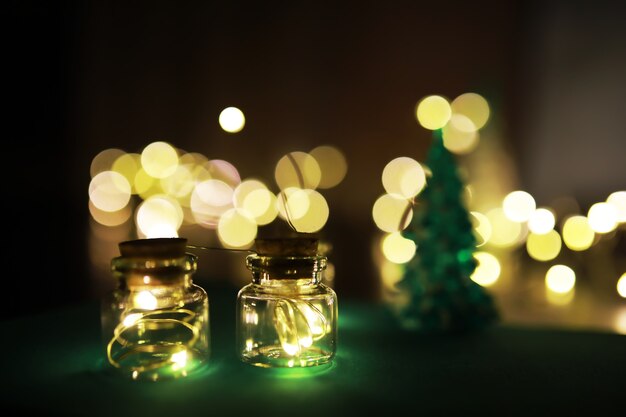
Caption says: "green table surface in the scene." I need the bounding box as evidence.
[1,285,624,416]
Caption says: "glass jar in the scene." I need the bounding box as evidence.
[101,238,209,380]
[237,253,337,367]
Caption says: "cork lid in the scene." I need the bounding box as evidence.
[118,238,188,258]
[254,236,319,256]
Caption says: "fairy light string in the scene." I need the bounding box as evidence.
[111,149,324,366]
[188,244,328,358]
[106,308,202,373]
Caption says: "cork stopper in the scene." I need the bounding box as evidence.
[118,238,188,258]
[254,237,319,256]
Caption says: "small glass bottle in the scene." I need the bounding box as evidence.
[101,238,209,380]
[236,238,337,368]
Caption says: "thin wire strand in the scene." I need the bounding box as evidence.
[398,197,415,231]
[281,152,304,233]
[286,152,305,189]
[107,310,201,372]
[186,245,256,253]
[279,189,298,232]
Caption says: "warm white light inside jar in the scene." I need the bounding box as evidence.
[102,238,209,380]
[273,299,329,354]
[236,237,337,368]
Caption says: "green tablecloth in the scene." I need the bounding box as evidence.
[1,285,624,416]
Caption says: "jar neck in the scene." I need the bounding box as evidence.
[111,253,197,291]
[246,254,327,287]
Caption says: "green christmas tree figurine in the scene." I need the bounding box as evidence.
[398,129,498,333]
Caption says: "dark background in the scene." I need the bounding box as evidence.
[5,0,626,319]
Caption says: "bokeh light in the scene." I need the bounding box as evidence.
[486,207,524,247]
[234,180,267,208]
[218,107,245,133]
[617,273,626,298]
[450,93,490,130]
[277,188,311,221]
[527,208,556,235]
[382,157,426,199]
[503,191,536,222]
[470,211,492,247]
[526,230,562,261]
[415,95,451,130]
[245,188,278,225]
[562,216,595,251]
[545,265,576,294]
[160,164,195,198]
[206,159,241,187]
[607,191,626,223]
[190,179,234,228]
[309,145,348,189]
[88,200,132,227]
[89,171,131,212]
[372,194,413,232]
[181,153,211,184]
[587,202,618,233]
[288,189,329,233]
[470,251,500,287]
[90,148,125,178]
[233,180,278,226]
[217,208,257,248]
[275,152,321,190]
[134,168,162,199]
[381,232,416,264]
[442,114,479,154]
[141,141,179,179]
[112,153,141,194]
[136,196,183,238]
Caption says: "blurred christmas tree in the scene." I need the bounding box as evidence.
[399,130,498,333]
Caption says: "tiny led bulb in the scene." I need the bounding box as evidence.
[135,291,158,310]
[170,349,188,369]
